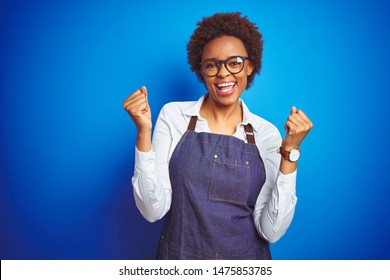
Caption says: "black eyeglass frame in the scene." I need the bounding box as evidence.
[199,56,249,77]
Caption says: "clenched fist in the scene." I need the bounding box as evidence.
[123,86,152,132]
[123,86,153,152]
[282,106,313,151]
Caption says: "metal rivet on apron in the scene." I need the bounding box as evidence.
[214,154,218,159]
[246,161,249,165]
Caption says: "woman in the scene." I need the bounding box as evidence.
[123,12,313,259]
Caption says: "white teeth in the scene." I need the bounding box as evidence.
[217,82,235,88]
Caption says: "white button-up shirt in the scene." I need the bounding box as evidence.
[132,95,297,243]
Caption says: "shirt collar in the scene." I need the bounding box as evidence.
[183,94,259,132]
[183,94,206,118]
[241,99,259,132]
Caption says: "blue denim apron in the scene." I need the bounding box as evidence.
[157,116,270,259]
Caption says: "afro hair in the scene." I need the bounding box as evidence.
[187,12,264,89]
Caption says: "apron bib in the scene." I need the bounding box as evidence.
[157,116,270,259]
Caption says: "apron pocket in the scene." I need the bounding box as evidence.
[209,160,250,205]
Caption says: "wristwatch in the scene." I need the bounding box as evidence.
[278,146,300,162]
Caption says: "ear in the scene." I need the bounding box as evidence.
[246,61,255,76]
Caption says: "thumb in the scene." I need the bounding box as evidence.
[291,106,297,115]
[140,86,148,97]
[140,86,150,113]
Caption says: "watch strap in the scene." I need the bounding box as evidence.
[278,147,290,160]
[278,146,301,162]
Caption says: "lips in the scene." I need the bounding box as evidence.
[215,82,236,96]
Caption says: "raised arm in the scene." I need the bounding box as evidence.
[254,107,313,243]
[123,89,173,222]
[123,86,152,152]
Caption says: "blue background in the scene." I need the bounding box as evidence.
[1,0,389,260]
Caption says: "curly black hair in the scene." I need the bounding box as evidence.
[187,12,263,89]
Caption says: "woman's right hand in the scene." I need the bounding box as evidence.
[123,86,152,152]
[123,86,152,132]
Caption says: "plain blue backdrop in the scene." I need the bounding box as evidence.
[1,0,389,259]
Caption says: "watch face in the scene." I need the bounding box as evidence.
[289,149,300,161]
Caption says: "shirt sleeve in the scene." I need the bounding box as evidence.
[131,106,173,222]
[253,127,298,243]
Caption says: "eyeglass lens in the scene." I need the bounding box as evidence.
[201,56,245,77]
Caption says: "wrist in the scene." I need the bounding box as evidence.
[281,141,299,152]
[278,146,301,162]
[137,126,152,136]
[279,159,297,174]
[136,130,152,152]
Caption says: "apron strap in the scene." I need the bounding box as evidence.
[187,116,198,131]
[187,116,256,145]
[244,123,256,144]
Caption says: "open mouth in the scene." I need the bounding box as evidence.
[216,82,236,95]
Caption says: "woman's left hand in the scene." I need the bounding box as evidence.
[282,106,313,150]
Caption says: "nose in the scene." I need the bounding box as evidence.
[217,62,231,78]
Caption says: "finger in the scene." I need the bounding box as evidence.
[291,106,297,115]
[124,96,149,113]
[123,92,146,109]
[287,113,305,127]
[124,95,147,109]
[123,89,143,105]
[124,104,149,120]
[123,86,149,107]
[286,115,312,135]
[285,106,298,133]
[296,110,314,129]
[124,85,147,102]
[140,86,149,112]
[284,124,292,134]
[140,86,148,96]
[123,96,150,116]
[285,120,297,135]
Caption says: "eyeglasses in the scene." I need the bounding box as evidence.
[199,56,249,77]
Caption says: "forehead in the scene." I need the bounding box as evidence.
[202,35,248,60]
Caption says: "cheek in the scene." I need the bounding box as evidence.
[203,77,215,89]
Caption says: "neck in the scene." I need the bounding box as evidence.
[202,95,242,120]
[200,95,243,135]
